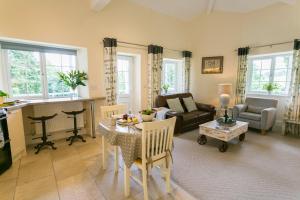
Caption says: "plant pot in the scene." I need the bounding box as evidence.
[141,113,155,122]
[0,97,4,105]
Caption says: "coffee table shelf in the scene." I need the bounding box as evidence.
[198,120,248,152]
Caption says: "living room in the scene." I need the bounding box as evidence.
[0,0,300,200]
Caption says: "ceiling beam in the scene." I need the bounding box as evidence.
[206,0,216,14]
[278,0,296,5]
[90,0,111,12]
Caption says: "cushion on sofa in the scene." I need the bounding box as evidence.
[183,97,198,112]
[166,98,184,113]
[247,105,264,114]
[239,112,261,121]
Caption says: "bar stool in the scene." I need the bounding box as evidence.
[28,113,57,154]
[62,109,86,145]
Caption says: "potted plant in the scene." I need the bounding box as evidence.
[263,83,280,95]
[0,90,9,105]
[162,84,170,94]
[57,70,88,98]
[140,109,156,122]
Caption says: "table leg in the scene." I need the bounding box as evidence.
[114,146,119,173]
[102,135,107,169]
[90,100,96,138]
[124,163,131,197]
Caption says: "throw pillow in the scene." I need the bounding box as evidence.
[183,97,198,112]
[166,98,184,113]
[247,105,264,114]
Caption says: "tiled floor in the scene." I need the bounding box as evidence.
[0,135,195,200]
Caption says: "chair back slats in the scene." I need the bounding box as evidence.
[100,104,127,119]
[142,117,176,163]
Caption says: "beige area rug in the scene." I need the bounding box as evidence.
[171,129,300,200]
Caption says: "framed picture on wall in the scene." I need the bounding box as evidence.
[202,56,223,74]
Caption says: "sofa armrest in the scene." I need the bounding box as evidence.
[196,102,215,112]
[261,107,277,130]
[233,104,247,119]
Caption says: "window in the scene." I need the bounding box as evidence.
[2,42,77,99]
[117,55,132,95]
[162,59,183,94]
[247,52,293,95]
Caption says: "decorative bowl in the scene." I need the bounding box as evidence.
[141,113,155,122]
[216,117,236,127]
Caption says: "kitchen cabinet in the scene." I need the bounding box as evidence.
[7,109,26,161]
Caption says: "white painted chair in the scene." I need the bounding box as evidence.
[100,104,127,172]
[124,117,176,200]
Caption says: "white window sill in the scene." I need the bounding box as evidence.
[246,93,290,98]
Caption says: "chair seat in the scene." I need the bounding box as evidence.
[239,112,261,121]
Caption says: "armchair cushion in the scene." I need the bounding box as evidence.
[233,104,247,118]
[239,112,261,121]
[247,105,264,114]
[183,97,197,112]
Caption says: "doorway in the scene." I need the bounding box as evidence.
[116,54,141,113]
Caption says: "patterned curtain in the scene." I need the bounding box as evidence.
[183,51,192,93]
[284,39,300,136]
[103,38,117,105]
[235,47,250,104]
[147,45,163,108]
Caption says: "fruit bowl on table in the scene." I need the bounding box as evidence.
[216,117,236,127]
[139,109,156,122]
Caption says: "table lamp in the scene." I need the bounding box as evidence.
[218,84,232,122]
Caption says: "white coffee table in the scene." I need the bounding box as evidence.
[198,120,248,152]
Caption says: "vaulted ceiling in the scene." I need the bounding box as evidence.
[90,0,296,20]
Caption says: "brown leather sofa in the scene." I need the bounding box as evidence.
[155,93,216,134]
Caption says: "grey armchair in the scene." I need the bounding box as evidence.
[233,97,278,134]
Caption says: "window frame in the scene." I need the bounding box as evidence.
[161,58,183,94]
[1,49,78,99]
[246,51,293,97]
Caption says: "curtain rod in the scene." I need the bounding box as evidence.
[117,40,182,52]
[234,40,294,52]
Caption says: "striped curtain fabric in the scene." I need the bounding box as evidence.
[103,38,117,105]
[235,47,250,104]
[147,45,163,108]
[183,51,192,93]
[284,39,300,136]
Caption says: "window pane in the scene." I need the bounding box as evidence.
[261,59,271,70]
[247,52,293,95]
[45,53,76,98]
[8,50,42,97]
[117,57,130,95]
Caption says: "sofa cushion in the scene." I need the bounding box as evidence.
[239,112,261,121]
[183,97,197,112]
[166,98,184,113]
[182,110,210,122]
[247,105,264,114]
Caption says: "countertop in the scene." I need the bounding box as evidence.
[2,97,106,111]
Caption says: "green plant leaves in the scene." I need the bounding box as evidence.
[57,70,88,90]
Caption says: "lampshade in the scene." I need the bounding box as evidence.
[218,84,232,95]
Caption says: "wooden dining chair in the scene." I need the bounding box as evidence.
[100,104,127,172]
[124,117,176,200]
